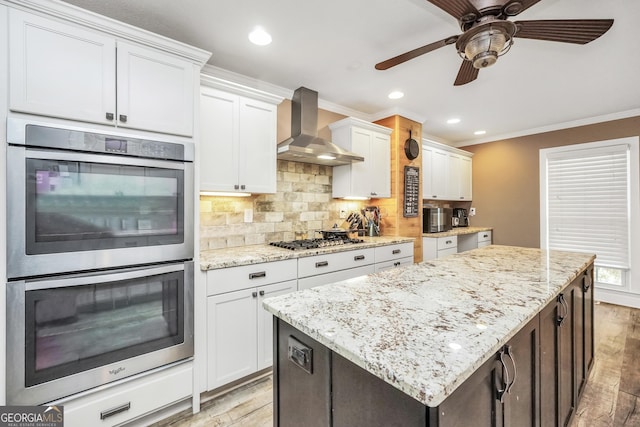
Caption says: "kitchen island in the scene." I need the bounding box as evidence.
[263,245,595,427]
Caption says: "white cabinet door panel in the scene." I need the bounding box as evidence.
[257,280,297,370]
[207,289,257,389]
[117,42,194,136]
[431,149,449,198]
[371,132,391,197]
[239,97,277,193]
[9,9,116,124]
[200,88,239,191]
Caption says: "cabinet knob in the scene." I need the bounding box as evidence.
[259,290,265,296]
[119,114,128,123]
[371,192,377,196]
[460,197,464,200]
[252,291,258,298]
[105,112,114,121]
[432,195,437,198]
[241,184,246,190]
[234,184,239,190]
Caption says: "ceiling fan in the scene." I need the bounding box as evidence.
[375,0,613,86]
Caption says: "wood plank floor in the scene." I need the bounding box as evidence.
[155,302,639,427]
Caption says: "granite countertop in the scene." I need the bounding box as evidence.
[422,226,493,238]
[199,236,415,271]
[262,245,595,407]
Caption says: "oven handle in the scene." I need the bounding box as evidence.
[24,262,188,291]
[22,146,186,170]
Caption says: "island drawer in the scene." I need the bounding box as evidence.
[298,248,375,278]
[207,259,297,296]
[374,242,414,263]
[437,236,458,250]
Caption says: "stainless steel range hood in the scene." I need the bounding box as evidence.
[277,87,364,166]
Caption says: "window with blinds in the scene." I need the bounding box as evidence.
[544,143,630,287]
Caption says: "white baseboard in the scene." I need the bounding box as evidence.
[595,288,640,309]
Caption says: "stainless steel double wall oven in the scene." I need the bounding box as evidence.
[5,118,195,405]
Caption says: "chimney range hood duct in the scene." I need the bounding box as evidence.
[277,87,364,166]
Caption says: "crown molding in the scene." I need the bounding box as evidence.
[452,108,640,148]
[3,0,211,64]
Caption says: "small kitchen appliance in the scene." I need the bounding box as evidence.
[453,208,469,227]
[423,208,453,233]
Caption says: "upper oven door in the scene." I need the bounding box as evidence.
[7,145,194,279]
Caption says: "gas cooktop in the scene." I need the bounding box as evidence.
[270,238,364,251]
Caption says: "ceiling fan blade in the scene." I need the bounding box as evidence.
[454,60,478,86]
[514,19,614,44]
[375,36,459,70]
[426,0,480,21]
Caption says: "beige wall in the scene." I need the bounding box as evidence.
[460,116,640,248]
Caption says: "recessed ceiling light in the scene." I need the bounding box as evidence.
[474,130,487,135]
[447,118,461,124]
[388,91,404,99]
[248,27,272,46]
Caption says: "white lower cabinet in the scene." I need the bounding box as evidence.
[423,231,492,260]
[374,242,414,272]
[60,362,192,427]
[206,259,297,390]
[298,248,376,290]
[478,230,492,247]
[423,236,458,261]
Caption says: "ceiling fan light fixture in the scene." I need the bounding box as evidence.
[456,19,517,70]
[465,29,508,69]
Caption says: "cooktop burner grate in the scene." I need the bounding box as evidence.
[270,237,364,251]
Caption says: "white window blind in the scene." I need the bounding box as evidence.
[546,144,629,269]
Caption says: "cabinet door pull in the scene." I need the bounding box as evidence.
[241,184,246,190]
[483,234,488,238]
[503,345,517,394]
[583,272,592,292]
[394,262,401,267]
[556,294,567,326]
[354,255,365,261]
[105,112,114,121]
[252,291,258,298]
[100,402,131,420]
[446,240,452,245]
[371,192,377,196]
[460,196,464,199]
[119,114,128,123]
[392,249,401,254]
[259,290,265,296]
[249,271,266,279]
[315,261,329,268]
[496,348,511,403]
[234,184,239,190]
[432,195,438,198]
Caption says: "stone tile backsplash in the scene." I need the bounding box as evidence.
[200,160,364,250]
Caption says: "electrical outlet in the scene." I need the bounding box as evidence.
[339,209,347,219]
[244,208,253,223]
[470,207,476,216]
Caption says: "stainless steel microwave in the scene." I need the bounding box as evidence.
[423,208,453,233]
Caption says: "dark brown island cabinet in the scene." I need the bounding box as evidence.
[272,265,594,427]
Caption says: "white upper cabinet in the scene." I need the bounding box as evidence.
[199,81,283,194]
[116,42,195,136]
[330,117,392,199]
[9,8,205,137]
[9,10,116,125]
[422,140,473,200]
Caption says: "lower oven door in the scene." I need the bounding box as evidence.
[6,261,194,405]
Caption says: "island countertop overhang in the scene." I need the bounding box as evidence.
[262,245,595,407]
